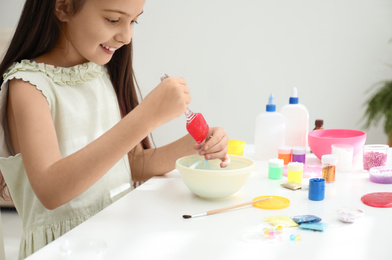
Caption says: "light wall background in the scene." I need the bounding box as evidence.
[1,0,392,148]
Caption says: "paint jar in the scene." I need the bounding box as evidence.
[308,178,325,201]
[292,146,306,164]
[287,162,304,184]
[278,146,292,165]
[363,144,388,171]
[268,159,284,180]
[331,144,353,172]
[322,154,338,182]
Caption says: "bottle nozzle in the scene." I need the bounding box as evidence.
[292,87,298,98]
[266,93,276,112]
[289,87,299,104]
[268,93,274,104]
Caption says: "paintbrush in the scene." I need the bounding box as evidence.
[182,196,273,219]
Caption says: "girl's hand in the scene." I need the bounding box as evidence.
[194,127,230,168]
[141,77,191,127]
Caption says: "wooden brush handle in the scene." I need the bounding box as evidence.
[206,197,272,216]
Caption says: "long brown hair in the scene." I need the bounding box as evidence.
[0,0,150,199]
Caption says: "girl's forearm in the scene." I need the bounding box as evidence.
[129,134,197,182]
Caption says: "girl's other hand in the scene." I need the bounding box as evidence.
[194,127,230,168]
[142,76,191,127]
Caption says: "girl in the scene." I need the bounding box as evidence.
[0,0,230,258]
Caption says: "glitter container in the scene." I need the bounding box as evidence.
[363,144,388,171]
[369,166,392,184]
[321,154,338,182]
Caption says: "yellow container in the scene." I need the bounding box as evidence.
[227,140,246,156]
[287,162,304,184]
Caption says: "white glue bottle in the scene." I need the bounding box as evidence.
[281,87,309,147]
[255,94,286,161]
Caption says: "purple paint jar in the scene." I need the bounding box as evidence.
[292,146,306,164]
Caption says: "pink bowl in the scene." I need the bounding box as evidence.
[308,129,367,160]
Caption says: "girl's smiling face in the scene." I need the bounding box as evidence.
[57,0,145,66]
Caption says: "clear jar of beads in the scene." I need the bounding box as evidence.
[363,144,388,171]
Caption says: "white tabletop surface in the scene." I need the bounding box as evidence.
[26,146,392,260]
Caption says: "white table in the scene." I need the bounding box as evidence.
[26,147,392,260]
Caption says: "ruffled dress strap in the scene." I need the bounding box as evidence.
[3,59,103,86]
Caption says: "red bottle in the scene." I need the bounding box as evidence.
[185,109,209,144]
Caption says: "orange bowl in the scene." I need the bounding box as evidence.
[308,129,366,160]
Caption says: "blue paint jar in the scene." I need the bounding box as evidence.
[308,178,325,201]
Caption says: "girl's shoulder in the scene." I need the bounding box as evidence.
[3,60,105,86]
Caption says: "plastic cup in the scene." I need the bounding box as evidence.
[331,144,353,172]
[227,140,246,156]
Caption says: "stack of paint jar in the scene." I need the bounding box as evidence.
[268,146,306,181]
[268,146,309,181]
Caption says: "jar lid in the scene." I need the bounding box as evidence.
[287,162,304,171]
[364,144,389,152]
[269,159,284,167]
[278,146,291,154]
[321,154,338,164]
[292,146,306,155]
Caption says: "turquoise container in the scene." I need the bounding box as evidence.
[268,159,284,179]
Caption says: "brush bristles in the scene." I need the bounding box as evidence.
[183,215,192,219]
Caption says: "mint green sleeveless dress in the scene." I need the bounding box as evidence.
[0,60,133,259]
